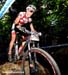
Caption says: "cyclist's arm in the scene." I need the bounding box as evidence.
[30,23,36,31]
[11,17,19,30]
[29,18,36,32]
[12,12,25,30]
[14,12,25,24]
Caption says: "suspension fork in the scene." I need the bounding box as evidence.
[28,41,39,75]
[28,41,35,75]
[32,41,37,65]
[28,41,33,66]
[32,41,39,74]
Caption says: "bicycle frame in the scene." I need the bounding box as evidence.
[13,28,61,75]
[14,32,40,74]
[14,32,39,59]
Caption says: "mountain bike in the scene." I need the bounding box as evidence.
[11,27,61,75]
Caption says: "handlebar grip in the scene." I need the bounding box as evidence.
[38,32,42,36]
[18,27,42,36]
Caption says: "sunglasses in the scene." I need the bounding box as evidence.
[29,10,34,13]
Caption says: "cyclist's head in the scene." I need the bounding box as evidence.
[26,4,36,13]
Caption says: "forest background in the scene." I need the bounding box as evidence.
[0,0,68,75]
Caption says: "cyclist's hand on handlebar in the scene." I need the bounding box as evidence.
[18,27,42,36]
[31,31,42,36]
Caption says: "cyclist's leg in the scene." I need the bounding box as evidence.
[18,36,26,55]
[8,32,16,61]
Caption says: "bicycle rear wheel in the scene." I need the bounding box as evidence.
[22,48,61,75]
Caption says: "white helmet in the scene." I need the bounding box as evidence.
[26,4,36,12]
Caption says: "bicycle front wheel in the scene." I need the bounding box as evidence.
[22,48,61,75]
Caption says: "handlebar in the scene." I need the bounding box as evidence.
[18,27,42,36]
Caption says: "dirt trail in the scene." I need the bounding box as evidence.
[0,60,49,75]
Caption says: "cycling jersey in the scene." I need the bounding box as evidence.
[11,12,32,34]
[18,12,32,25]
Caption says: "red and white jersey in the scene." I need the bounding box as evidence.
[18,12,32,25]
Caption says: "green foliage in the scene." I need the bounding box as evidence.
[0,0,68,45]
[0,13,11,48]
[0,13,11,35]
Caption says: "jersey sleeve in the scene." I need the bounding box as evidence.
[18,12,25,18]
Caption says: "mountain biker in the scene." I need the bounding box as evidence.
[8,4,37,61]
